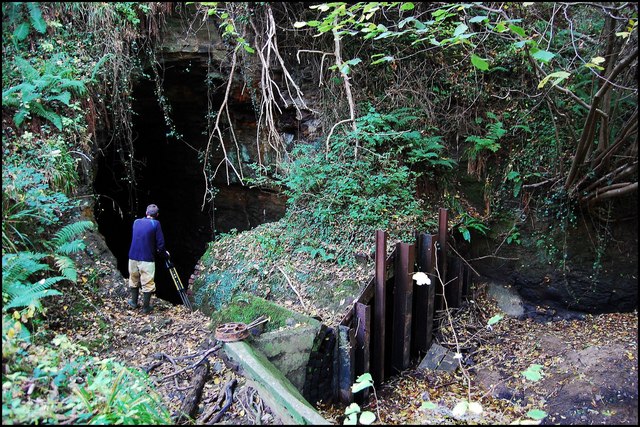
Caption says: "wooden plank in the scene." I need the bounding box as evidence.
[391,242,415,373]
[371,230,387,385]
[354,303,371,401]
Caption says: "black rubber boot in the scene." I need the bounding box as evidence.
[127,287,139,309]
[142,292,153,314]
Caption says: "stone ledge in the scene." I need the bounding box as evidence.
[223,340,332,425]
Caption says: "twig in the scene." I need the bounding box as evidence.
[446,243,481,278]
[277,266,307,310]
[160,343,222,382]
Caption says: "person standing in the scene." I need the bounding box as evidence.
[127,203,169,314]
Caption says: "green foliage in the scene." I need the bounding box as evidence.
[210,293,311,332]
[2,131,83,254]
[2,252,64,343]
[454,213,489,242]
[2,54,87,130]
[505,225,521,245]
[276,107,452,263]
[344,373,377,425]
[113,2,150,26]
[45,220,94,283]
[465,112,506,161]
[2,252,63,311]
[2,335,171,425]
[487,313,503,326]
[521,364,544,382]
[2,2,47,45]
[197,2,256,53]
[2,220,92,343]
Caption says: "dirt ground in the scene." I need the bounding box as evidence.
[47,226,637,425]
[317,284,638,425]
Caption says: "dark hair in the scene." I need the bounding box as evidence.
[146,204,159,217]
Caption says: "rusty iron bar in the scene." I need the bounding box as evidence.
[372,230,387,385]
[391,242,415,374]
[413,233,437,355]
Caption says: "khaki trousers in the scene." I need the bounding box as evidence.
[128,260,156,293]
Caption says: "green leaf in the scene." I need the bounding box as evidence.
[531,49,555,63]
[400,3,415,11]
[452,401,468,418]
[537,71,570,89]
[494,22,507,32]
[487,313,504,326]
[522,364,544,381]
[27,3,47,33]
[453,23,468,37]
[352,372,373,393]
[469,15,488,23]
[527,409,547,420]
[420,401,438,410]
[509,24,526,37]
[344,403,360,416]
[359,411,376,424]
[471,54,489,71]
[371,55,395,65]
[14,23,31,41]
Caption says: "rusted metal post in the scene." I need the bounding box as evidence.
[392,242,414,374]
[413,233,436,354]
[372,230,387,384]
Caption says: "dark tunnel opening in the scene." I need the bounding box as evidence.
[94,60,286,305]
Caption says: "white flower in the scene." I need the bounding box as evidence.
[412,272,431,286]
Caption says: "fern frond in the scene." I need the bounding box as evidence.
[27,2,47,34]
[50,221,94,249]
[2,252,50,284]
[91,53,114,82]
[3,276,64,311]
[14,56,39,81]
[54,255,77,282]
[55,240,86,256]
[29,102,63,130]
[59,78,87,95]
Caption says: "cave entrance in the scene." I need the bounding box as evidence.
[94,59,285,305]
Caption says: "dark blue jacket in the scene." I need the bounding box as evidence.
[128,217,166,262]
